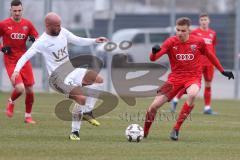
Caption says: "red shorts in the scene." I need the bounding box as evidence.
[158,77,201,102]
[202,65,214,82]
[5,61,35,86]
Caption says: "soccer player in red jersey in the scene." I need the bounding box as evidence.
[0,0,38,123]
[171,13,219,115]
[143,17,234,141]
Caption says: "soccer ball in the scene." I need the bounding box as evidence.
[125,124,144,142]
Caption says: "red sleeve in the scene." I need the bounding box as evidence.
[212,32,217,55]
[0,21,4,36]
[150,48,168,61]
[149,38,172,61]
[213,31,217,46]
[201,41,224,72]
[0,22,3,51]
[28,21,39,38]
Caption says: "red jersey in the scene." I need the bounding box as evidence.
[150,35,223,82]
[0,18,38,63]
[191,28,217,66]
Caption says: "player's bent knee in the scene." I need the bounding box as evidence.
[25,86,34,94]
[15,84,25,93]
[186,85,200,97]
[187,94,197,102]
[83,70,98,84]
[95,76,103,83]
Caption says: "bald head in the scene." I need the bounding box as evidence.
[45,12,61,25]
[45,12,61,36]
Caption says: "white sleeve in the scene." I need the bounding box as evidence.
[63,28,96,46]
[14,45,39,72]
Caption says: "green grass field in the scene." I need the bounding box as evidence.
[0,92,240,160]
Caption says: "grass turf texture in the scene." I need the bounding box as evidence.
[0,92,240,160]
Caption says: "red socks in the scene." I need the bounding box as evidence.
[10,89,34,116]
[174,102,194,131]
[144,108,157,136]
[204,87,211,106]
[10,89,22,101]
[25,92,34,114]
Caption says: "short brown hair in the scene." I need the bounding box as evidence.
[11,0,22,7]
[199,13,209,18]
[176,17,191,27]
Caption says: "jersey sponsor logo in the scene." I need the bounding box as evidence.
[203,38,212,44]
[10,33,26,40]
[176,54,194,61]
[52,46,68,62]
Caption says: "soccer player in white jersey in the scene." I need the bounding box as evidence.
[11,12,108,140]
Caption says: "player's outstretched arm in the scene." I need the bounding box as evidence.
[64,28,108,46]
[205,49,234,80]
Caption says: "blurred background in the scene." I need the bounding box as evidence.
[0,0,239,99]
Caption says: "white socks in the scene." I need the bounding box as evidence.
[173,97,179,103]
[71,83,103,133]
[71,104,83,133]
[25,113,32,118]
[83,83,103,112]
[204,105,211,110]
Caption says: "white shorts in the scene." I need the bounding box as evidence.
[64,68,87,87]
[49,67,87,96]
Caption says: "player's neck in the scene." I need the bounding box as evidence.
[11,17,21,23]
[200,26,208,31]
[180,35,189,42]
[46,31,52,36]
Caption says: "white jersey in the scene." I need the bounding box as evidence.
[14,27,96,76]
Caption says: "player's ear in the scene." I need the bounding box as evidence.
[9,6,13,16]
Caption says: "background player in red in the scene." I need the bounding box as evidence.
[170,13,219,114]
[0,0,38,123]
[143,17,234,141]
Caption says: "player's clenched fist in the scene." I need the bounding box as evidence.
[28,35,36,43]
[1,46,11,54]
[221,71,234,80]
[152,45,161,55]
